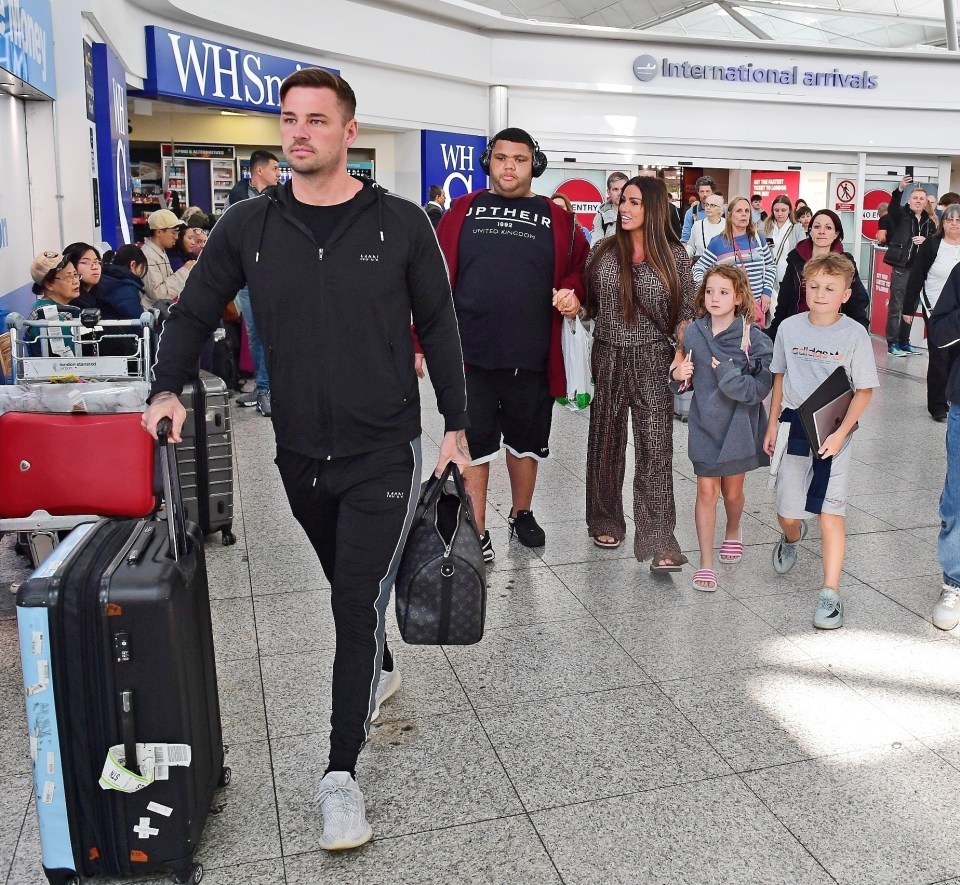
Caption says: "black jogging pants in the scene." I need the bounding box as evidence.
[275,437,422,774]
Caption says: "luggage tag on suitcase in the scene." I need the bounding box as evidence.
[100,742,193,793]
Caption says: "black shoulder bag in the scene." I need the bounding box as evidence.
[395,462,486,645]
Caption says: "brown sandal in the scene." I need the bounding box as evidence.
[650,551,688,573]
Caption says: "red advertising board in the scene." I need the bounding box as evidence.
[870,249,893,336]
[555,178,604,231]
[861,189,889,241]
[750,171,800,214]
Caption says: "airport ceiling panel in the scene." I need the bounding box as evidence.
[471,0,952,48]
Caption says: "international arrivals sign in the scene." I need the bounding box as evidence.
[633,53,879,91]
[143,27,337,112]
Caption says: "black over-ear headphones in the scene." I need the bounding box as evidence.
[479,133,548,178]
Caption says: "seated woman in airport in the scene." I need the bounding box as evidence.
[766,209,870,339]
[94,245,148,321]
[761,196,805,289]
[693,196,776,325]
[62,242,103,310]
[170,210,210,272]
[25,252,85,356]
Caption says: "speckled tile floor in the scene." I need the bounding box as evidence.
[3,338,960,884]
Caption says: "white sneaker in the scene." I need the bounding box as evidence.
[314,771,373,851]
[933,584,960,631]
[372,666,401,722]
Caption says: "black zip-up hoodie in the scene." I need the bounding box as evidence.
[150,179,468,460]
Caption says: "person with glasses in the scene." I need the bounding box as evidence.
[25,252,86,356]
[906,203,960,421]
[685,194,725,259]
[141,209,196,307]
[62,242,103,310]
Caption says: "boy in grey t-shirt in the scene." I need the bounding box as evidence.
[763,254,880,630]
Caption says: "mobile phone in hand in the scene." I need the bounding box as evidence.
[905,165,914,179]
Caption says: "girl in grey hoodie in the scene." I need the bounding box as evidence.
[670,266,774,591]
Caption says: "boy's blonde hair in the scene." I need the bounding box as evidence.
[694,265,755,321]
[803,253,855,288]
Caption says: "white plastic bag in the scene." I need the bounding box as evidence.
[556,317,594,411]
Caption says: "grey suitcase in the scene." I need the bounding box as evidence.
[178,371,236,546]
[674,390,693,423]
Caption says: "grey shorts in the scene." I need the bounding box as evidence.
[775,440,852,519]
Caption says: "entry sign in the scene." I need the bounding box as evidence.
[555,178,603,231]
[835,179,857,207]
[862,189,889,241]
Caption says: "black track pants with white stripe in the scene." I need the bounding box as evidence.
[275,438,422,774]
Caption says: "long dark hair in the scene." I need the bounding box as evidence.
[586,176,683,328]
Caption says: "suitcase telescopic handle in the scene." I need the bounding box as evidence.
[156,418,188,561]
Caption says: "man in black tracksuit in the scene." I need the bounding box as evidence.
[142,69,470,852]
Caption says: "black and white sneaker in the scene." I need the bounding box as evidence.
[480,530,495,563]
[508,510,545,548]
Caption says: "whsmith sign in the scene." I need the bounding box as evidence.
[633,53,879,90]
[143,27,337,112]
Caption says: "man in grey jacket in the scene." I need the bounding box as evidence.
[591,172,628,243]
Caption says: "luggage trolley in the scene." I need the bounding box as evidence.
[1,311,237,559]
[1,312,158,566]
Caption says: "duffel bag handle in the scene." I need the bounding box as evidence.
[421,460,470,510]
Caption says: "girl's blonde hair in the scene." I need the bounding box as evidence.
[694,265,754,320]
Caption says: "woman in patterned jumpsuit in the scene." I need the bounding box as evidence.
[585,176,696,570]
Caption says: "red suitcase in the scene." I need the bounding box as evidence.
[0,412,156,518]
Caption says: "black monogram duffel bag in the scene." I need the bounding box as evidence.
[395,462,486,645]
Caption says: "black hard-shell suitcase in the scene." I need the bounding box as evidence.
[17,420,228,885]
[178,371,236,546]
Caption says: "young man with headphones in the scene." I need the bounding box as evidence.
[429,127,589,560]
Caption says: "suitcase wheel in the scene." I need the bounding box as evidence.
[172,863,203,885]
[219,766,232,788]
[220,529,236,547]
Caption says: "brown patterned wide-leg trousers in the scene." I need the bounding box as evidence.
[586,339,681,562]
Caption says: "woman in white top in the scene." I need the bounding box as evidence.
[762,196,805,289]
[685,194,725,259]
[905,203,960,420]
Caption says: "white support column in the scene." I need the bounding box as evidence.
[939,155,953,193]
[854,151,867,259]
[489,86,508,136]
[946,0,959,51]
